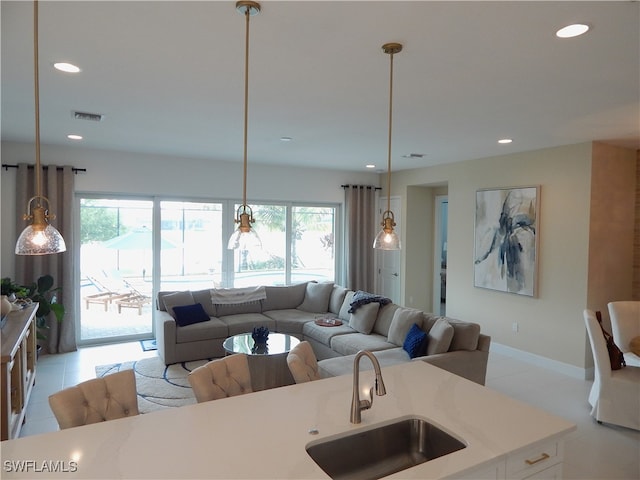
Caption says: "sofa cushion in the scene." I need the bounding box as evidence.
[173,303,210,327]
[318,347,411,378]
[338,291,356,321]
[387,307,423,346]
[447,319,481,351]
[302,321,354,347]
[328,285,348,315]
[422,313,440,333]
[261,283,308,311]
[298,281,334,313]
[192,289,217,316]
[372,303,401,337]
[219,313,276,336]
[176,317,228,344]
[403,323,428,358]
[163,291,195,319]
[330,332,396,356]
[263,308,318,335]
[349,302,380,334]
[215,300,262,317]
[427,318,454,355]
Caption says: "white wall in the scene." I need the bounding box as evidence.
[392,142,636,371]
[1,141,380,277]
[395,143,595,370]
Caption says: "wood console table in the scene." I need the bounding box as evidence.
[1,304,38,441]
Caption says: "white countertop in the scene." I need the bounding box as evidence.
[0,361,575,479]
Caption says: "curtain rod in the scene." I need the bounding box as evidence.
[341,184,381,190]
[2,163,86,174]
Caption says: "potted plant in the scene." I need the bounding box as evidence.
[1,275,65,341]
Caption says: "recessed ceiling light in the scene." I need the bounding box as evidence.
[366,164,376,169]
[556,24,590,38]
[280,136,292,142]
[67,134,83,140]
[54,62,81,73]
[498,138,513,144]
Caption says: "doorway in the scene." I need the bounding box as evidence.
[434,196,448,315]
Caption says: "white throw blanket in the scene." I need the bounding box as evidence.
[210,286,267,304]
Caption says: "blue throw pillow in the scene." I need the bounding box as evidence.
[403,323,428,359]
[172,303,210,327]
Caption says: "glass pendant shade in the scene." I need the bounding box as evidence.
[373,42,403,251]
[228,1,261,251]
[373,211,400,250]
[15,200,66,255]
[15,0,66,256]
[228,205,262,250]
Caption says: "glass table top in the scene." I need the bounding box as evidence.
[223,332,300,356]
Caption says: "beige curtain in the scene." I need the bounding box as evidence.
[344,185,377,292]
[15,163,76,354]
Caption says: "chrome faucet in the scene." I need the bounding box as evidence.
[350,350,387,424]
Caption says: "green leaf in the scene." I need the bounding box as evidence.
[50,303,65,323]
[37,274,54,294]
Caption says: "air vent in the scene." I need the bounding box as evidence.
[402,153,425,159]
[73,111,104,122]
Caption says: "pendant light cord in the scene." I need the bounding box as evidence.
[242,6,250,207]
[386,49,394,215]
[33,0,42,203]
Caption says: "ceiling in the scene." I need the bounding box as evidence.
[2,1,639,172]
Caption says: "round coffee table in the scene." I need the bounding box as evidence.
[223,332,300,391]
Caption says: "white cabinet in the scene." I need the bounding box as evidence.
[454,440,564,480]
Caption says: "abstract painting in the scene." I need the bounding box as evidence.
[474,186,539,297]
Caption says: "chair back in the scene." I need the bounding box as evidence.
[608,301,640,353]
[287,341,321,383]
[49,369,139,429]
[188,354,253,402]
[584,309,612,378]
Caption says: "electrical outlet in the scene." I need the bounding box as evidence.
[512,322,519,333]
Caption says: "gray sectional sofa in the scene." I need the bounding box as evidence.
[155,281,491,385]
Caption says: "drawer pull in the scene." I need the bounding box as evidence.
[525,453,550,466]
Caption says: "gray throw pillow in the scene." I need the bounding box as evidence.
[298,281,334,313]
[387,307,423,346]
[338,291,355,321]
[426,318,454,355]
[349,302,380,334]
[163,291,195,319]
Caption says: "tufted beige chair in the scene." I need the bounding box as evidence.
[188,353,253,403]
[48,369,139,430]
[287,341,321,383]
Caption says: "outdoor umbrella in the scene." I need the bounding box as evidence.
[102,228,179,250]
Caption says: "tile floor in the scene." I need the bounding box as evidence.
[16,343,640,479]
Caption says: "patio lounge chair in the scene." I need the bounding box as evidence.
[83,274,132,311]
[115,280,151,315]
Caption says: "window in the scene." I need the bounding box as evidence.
[230,203,336,286]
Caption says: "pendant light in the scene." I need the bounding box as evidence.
[15,0,67,256]
[228,1,262,251]
[373,42,402,251]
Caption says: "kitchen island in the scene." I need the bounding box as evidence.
[1,361,575,479]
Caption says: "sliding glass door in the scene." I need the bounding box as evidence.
[78,195,338,345]
[79,197,154,344]
[159,201,223,291]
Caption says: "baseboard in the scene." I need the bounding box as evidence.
[490,342,589,380]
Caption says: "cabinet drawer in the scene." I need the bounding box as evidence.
[506,440,560,478]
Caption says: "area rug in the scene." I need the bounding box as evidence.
[95,356,211,413]
[140,339,157,351]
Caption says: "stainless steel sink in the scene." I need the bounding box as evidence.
[306,417,466,480]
